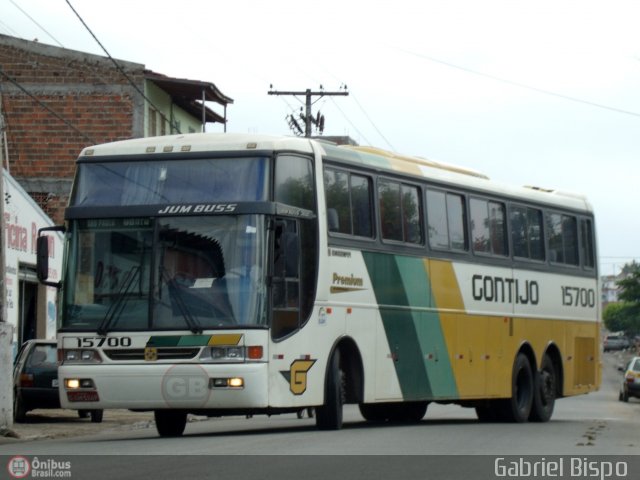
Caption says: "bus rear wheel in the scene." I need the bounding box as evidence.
[154,410,187,437]
[360,402,428,423]
[501,353,534,423]
[316,351,344,430]
[529,355,557,422]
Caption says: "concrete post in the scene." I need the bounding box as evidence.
[0,322,13,429]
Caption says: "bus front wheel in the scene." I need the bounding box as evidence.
[316,351,344,430]
[154,410,187,437]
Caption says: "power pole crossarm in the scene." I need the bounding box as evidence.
[268,86,349,137]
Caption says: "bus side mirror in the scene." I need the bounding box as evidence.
[36,225,65,288]
[36,235,50,282]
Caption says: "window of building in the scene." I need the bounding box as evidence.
[547,212,578,265]
[426,189,467,251]
[148,107,157,136]
[470,198,508,256]
[510,205,545,261]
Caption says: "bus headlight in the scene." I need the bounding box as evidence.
[199,345,264,363]
[200,346,245,363]
[210,377,244,389]
[63,349,102,364]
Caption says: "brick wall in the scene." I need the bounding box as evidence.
[0,35,145,223]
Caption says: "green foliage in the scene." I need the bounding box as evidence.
[603,302,639,334]
[617,267,640,304]
[608,262,640,335]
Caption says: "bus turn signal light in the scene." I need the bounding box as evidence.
[247,346,263,359]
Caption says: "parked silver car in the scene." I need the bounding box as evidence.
[603,335,630,352]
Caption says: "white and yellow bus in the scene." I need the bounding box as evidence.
[37,133,600,436]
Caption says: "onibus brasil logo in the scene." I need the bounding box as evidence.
[7,456,72,478]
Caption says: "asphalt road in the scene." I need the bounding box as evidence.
[1,350,638,479]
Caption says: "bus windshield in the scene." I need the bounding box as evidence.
[71,157,269,206]
[62,215,267,331]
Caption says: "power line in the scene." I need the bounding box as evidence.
[0,18,20,37]
[400,48,640,119]
[0,67,96,143]
[327,96,373,146]
[350,91,395,151]
[9,0,64,48]
[64,0,181,134]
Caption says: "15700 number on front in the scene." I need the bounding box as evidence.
[74,336,132,348]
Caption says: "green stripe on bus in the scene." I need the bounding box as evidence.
[362,252,458,400]
[147,336,182,347]
[177,335,214,347]
[147,335,212,347]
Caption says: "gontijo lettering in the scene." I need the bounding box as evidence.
[472,274,539,305]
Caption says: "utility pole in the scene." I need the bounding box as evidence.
[268,85,349,137]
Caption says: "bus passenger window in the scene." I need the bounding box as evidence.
[351,175,373,237]
[511,206,544,261]
[471,198,508,256]
[547,213,579,266]
[427,190,467,251]
[324,168,373,238]
[378,179,402,241]
[378,178,422,244]
[402,185,423,244]
[580,219,595,269]
[324,169,350,234]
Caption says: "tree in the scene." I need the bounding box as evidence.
[603,302,637,333]
[617,265,640,304]
[606,263,640,335]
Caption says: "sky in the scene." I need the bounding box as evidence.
[2,0,639,275]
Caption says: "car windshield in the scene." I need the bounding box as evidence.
[631,359,640,372]
[62,215,267,331]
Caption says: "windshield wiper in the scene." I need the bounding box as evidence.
[161,268,203,334]
[97,266,141,336]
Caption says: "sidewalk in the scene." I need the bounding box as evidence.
[0,409,156,444]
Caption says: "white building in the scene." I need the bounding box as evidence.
[3,169,63,359]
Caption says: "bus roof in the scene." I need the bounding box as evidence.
[79,132,592,214]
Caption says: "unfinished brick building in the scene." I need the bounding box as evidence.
[0,34,233,224]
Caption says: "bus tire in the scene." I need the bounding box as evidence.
[529,355,556,422]
[90,409,104,423]
[154,410,187,437]
[359,402,427,423]
[316,351,344,430]
[501,353,534,423]
[392,401,428,422]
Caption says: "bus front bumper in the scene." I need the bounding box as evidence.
[58,362,269,410]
